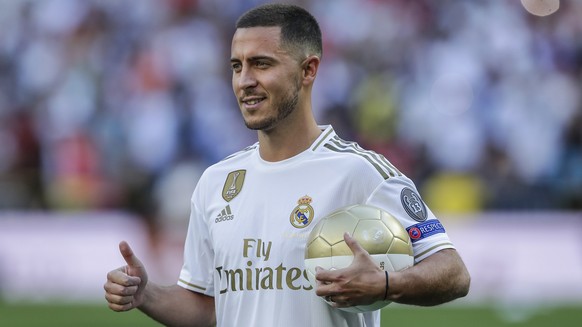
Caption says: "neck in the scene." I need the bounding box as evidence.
[257,116,322,162]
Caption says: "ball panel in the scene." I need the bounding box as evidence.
[330,254,354,270]
[385,253,414,272]
[304,257,332,286]
[306,237,333,259]
[353,220,393,255]
[345,204,380,220]
[330,240,352,257]
[387,237,414,257]
[307,215,326,241]
[369,253,395,271]
[380,211,410,241]
[318,212,359,245]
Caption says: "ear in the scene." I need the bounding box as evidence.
[301,55,320,86]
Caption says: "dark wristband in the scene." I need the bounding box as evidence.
[384,271,389,300]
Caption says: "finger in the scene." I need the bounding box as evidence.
[314,266,335,283]
[107,301,134,312]
[104,280,139,296]
[314,266,331,281]
[104,292,135,306]
[325,295,351,309]
[315,278,332,297]
[106,269,141,287]
[332,300,351,308]
[119,241,143,269]
[314,271,339,297]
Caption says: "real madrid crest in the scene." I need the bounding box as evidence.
[290,195,314,229]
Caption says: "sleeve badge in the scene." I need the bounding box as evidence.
[400,187,428,222]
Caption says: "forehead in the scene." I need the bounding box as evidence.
[231,26,286,58]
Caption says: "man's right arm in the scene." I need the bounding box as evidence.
[104,241,216,327]
[139,283,216,327]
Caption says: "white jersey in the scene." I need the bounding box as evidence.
[178,125,454,327]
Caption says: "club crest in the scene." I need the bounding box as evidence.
[222,170,246,202]
[290,195,314,229]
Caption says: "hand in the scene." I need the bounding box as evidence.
[315,233,385,308]
[104,241,148,311]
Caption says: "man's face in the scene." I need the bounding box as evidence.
[230,26,302,131]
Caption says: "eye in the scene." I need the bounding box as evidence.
[255,60,270,68]
[231,62,242,73]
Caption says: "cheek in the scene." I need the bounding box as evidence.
[232,75,239,94]
[267,73,299,95]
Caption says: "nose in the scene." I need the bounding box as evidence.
[236,65,258,91]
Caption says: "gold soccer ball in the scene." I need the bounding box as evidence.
[304,204,414,313]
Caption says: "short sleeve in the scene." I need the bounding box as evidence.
[366,176,455,263]
[177,182,215,297]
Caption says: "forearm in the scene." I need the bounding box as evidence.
[387,248,471,306]
[139,283,216,327]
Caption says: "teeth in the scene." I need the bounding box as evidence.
[244,98,262,105]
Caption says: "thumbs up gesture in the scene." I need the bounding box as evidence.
[104,241,149,311]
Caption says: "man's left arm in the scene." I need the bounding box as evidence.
[385,247,470,306]
[315,233,470,307]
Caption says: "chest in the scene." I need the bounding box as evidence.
[205,165,365,266]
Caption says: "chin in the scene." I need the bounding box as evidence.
[244,117,277,131]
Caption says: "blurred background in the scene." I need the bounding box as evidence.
[0,0,581,326]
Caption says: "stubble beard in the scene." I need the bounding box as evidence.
[244,84,300,131]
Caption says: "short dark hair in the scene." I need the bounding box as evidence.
[236,3,322,59]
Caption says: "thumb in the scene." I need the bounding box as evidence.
[344,232,367,256]
[119,241,143,269]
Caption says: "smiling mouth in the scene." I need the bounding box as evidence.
[242,97,266,106]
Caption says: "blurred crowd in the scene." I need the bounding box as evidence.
[0,0,580,230]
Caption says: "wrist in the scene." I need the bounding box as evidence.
[384,271,390,301]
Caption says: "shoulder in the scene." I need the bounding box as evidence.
[221,142,259,162]
[316,134,403,180]
[206,142,258,171]
[192,143,257,199]
[195,143,257,186]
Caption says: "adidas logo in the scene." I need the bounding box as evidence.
[215,205,235,223]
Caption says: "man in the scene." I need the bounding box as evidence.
[104,4,470,326]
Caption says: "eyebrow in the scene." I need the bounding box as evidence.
[230,55,276,63]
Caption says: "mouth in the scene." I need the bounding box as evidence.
[241,96,266,108]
